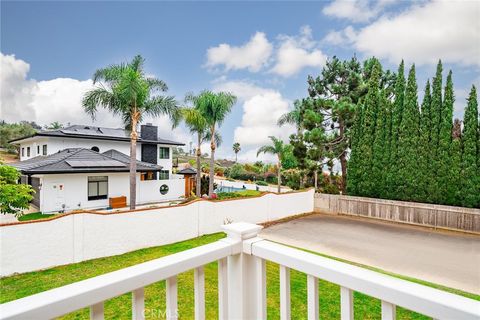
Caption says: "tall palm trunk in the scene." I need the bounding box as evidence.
[277,162,282,193]
[235,153,238,162]
[209,127,215,196]
[314,170,318,190]
[129,110,139,210]
[196,134,202,197]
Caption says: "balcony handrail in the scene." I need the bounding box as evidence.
[249,239,479,320]
[0,222,479,320]
[0,240,237,320]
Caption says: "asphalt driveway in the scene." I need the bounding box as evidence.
[260,214,480,294]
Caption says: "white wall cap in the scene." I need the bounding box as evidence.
[221,222,263,240]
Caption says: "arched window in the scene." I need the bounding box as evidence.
[91,146,100,152]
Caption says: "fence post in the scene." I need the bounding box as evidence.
[221,222,264,320]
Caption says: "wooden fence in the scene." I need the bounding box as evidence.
[314,193,480,234]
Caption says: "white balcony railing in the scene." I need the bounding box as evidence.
[0,222,478,320]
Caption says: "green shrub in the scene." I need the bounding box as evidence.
[215,190,262,200]
[256,181,268,186]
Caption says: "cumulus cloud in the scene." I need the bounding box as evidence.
[212,79,295,161]
[212,78,272,100]
[271,26,327,77]
[353,1,480,66]
[322,26,357,46]
[205,32,273,72]
[0,53,190,143]
[322,0,394,23]
[206,26,327,77]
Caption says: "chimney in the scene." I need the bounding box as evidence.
[140,124,158,141]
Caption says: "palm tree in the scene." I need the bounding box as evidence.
[277,99,304,133]
[232,142,241,162]
[257,136,288,193]
[82,55,178,209]
[278,99,306,187]
[180,106,221,197]
[45,121,63,130]
[193,91,236,196]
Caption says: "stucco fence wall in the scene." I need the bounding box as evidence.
[314,193,480,234]
[0,189,314,276]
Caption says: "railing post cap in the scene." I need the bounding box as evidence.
[221,222,263,240]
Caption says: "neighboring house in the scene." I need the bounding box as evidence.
[10,124,186,213]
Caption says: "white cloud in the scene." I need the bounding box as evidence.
[206,26,327,77]
[233,90,294,146]
[353,1,480,66]
[1,53,36,122]
[323,26,357,46]
[322,0,394,23]
[205,32,273,72]
[0,53,191,144]
[213,80,295,161]
[212,79,272,101]
[271,26,327,77]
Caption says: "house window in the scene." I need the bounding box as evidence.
[158,170,169,180]
[21,148,25,157]
[140,171,157,181]
[159,147,170,159]
[91,146,100,152]
[42,145,47,155]
[27,147,30,157]
[88,176,108,200]
[37,145,40,155]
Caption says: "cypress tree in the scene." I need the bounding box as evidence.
[437,71,455,205]
[356,62,381,197]
[450,119,463,205]
[429,61,443,202]
[371,91,388,198]
[396,64,420,201]
[347,106,364,195]
[418,80,432,202]
[382,98,393,199]
[461,86,480,207]
[387,61,406,199]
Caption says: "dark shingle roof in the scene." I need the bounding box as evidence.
[9,124,184,146]
[176,167,197,175]
[11,148,163,174]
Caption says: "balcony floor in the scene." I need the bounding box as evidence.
[260,213,480,294]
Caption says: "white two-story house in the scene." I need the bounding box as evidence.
[10,124,187,213]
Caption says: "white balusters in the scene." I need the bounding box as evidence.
[132,288,145,320]
[255,257,267,319]
[90,302,104,320]
[166,276,178,320]
[307,275,319,320]
[340,287,354,320]
[280,265,291,320]
[194,266,205,320]
[218,258,228,320]
[381,301,396,320]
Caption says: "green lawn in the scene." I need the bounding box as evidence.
[18,212,56,221]
[0,233,475,319]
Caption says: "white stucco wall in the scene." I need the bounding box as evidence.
[18,136,174,166]
[18,137,139,161]
[38,173,184,213]
[0,189,314,275]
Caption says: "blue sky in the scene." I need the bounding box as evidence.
[1,1,479,161]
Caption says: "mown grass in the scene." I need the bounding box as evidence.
[1,232,476,319]
[17,212,56,221]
